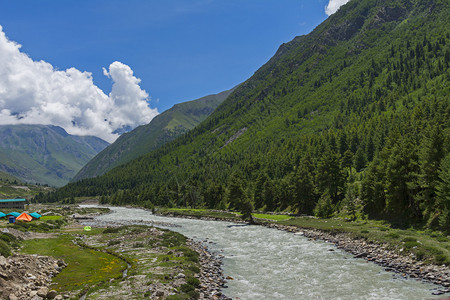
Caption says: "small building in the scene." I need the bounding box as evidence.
[0,199,27,209]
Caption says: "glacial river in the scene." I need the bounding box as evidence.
[85,206,442,299]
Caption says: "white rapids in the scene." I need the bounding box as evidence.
[85,206,442,300]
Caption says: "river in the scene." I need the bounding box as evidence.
[84,206,441,299]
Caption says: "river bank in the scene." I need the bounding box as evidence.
[80,216,230,299]
[155,209,450,296]
[1,204,232,299]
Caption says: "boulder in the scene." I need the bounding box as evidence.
[37,287,49,297]
[47,289,58,299]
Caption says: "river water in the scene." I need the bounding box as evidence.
[86,206,441,299]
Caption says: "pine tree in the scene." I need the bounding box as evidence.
[436,154,450,232]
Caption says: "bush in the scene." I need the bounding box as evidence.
[436,236,448,243]
[187,290,200,299]
[0,233,17,243]
[107,240,121,246]
[103,227,121,234]
[434,254,449,265]
[314,192,334,218]
[186,277,200,287]
[402,237,417,243]
[386,232,400,239]
[0,240,11,257]
[414,249,426,260]
[188,265,200,273]
[180,283,195,293]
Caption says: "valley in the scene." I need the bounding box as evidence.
[0,0,449,299]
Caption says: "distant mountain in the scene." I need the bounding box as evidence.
[0,125,109,187]
[72,88,235,181]
[0,170,21,183]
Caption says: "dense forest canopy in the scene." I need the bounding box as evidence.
[37,0,450,232]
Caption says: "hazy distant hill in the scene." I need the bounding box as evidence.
[72,88,235,181]
[0,125,109,187]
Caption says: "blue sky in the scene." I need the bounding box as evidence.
[0,0,346,141]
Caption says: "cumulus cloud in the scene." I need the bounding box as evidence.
[0,25,158,143]
[325,0,350,16]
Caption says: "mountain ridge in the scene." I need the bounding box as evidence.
[0,124,109,187]
[72,87,235,181]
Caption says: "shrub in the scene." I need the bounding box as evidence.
[436,236,448,243]
[0,240,11,257]
[386,232,400,239]
[188,265,200,273]
[187,290,200,299]
[107,240,121,246]
[186,277,200,287]
[414,250,426,260]
[313,192,334,218]
[402,237,417,243]
[0,233,17,243]
[434,254,449,265]
[103,227,121,234]
[180,283,195,293]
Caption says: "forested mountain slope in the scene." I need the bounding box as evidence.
[42,0,449,231]
[0,125,108,187]
[72,88,235,181]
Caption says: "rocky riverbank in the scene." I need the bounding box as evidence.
[0,254,67,300]
[156,211,450,296]
[188,240,230,299]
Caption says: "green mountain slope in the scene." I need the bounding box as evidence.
[72,88,235,181]
[44,0,449,230]
[0,172,54,199]
[0,125,109,187]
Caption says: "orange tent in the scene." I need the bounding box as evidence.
[16,212,33,222]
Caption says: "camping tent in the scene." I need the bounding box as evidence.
[16,212,33,222]
[7,212,20,218]
[29,212,41,219]
[0,212,6,218]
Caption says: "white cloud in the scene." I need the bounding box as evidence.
[325,0,350,16]
[0,25,158,143]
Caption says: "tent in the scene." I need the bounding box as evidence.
[8,216,15,223]
[16,212,33,222]
[0,212,6,218]
[29,212,41,219]
[6,212,20,218]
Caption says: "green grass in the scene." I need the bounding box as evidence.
[40,215,63,221]
[158,208,239,220]
[252,213,292,221]
[20,234,126,294]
